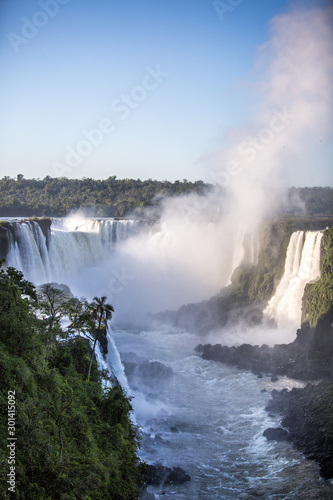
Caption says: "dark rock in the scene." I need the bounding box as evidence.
[124,360,173,395]
[265,382,333,480]
[0,225,11,260]
[170,426,179,433]
[145,464,191,486]
[194,344,204,353]
[139,490,156,500]
[263,427,291,442]
[167,467,191,484]
[261,388,267,393]
[198,336,332,382]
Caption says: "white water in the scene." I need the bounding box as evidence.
[113,326,333,499]
[6,218,139,284]
[5,218,259,317]
[3,219,331,498]
[264,231,323,328]
[227,226,259,284]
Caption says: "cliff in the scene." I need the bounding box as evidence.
[266,383,333,480]
[196,225,333,481]
[155,217,333,334]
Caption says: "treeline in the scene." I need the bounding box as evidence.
[0,176,207,218]
[0,266,144,499]
[0,175,332,218]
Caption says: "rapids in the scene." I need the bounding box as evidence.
[113,325,333,499]
[2,217,331,498]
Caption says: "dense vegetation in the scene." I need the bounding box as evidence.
[231,220,293,303]
[299,226,333,361]
[0,265,143,499]
[0,175,332,218]
[0,176,207,218]
[302,226,333,328]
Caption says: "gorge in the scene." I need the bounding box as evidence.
[1,214,333,499]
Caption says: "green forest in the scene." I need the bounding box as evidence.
[0,265,144,499]
[0,175,332,218]
[0,176,207,218]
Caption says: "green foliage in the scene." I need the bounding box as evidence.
[0,268,142,499]
[86,297,114,382]
[0,176,208,218]
[302,227,333,328]
[232,221,293,303]
[0,176,331,218]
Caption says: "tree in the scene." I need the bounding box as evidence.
[86,296,114,382]
[36,284,68,328]
[36,284,69,360]
[0,262,37,301]
[65,296,90,338]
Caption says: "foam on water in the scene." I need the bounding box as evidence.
[112,326,333,499]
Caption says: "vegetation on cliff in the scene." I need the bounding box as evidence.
[156,218,321,333]
[197,225,333,480]
[302,226,333,328]
[0,265,143,499]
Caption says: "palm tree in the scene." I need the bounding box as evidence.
[86,296,114,382]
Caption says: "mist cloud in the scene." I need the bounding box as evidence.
[70,6,333,319]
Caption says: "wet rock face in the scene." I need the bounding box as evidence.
[266,384,333,480]
[263,427,291,442]
[196,339,332,381]
[124,358,173,396]
[0,226,10,260]
[145,464,191,486]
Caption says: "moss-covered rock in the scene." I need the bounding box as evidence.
[302,226,333,328]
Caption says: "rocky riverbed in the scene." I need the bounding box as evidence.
[195,325,333,480]
[265,383,333,480]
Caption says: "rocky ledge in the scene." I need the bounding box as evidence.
[143,464,191,486]
[195,320,333,381]
[265,383,333,480]
[195,314,333,481]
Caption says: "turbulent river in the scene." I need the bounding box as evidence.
[112,324,333,499]
[3,217,333,498]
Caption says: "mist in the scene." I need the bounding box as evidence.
[66,6,333,329]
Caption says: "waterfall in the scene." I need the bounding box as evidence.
[5,218,140,284]
[264,230,323,328]
[6,222,50,284]
[106,327,130,393]
[227,226,259,284]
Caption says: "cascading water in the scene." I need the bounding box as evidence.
[2,217,332,498]
[6,222,50,284]
[5,218,140,284]
[227,226,260,284]
[264,231,323,328]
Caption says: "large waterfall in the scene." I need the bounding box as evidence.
[3,221,323,327]
[264,230,323,328]
[5,218,139,284]
[2,218,331,498]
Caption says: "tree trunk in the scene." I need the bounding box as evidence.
[86,313,102,382]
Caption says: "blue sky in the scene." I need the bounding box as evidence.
[0,0,332,185]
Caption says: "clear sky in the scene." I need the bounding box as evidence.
[0,0,332,185]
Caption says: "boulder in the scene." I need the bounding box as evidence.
[263,427,290,442]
